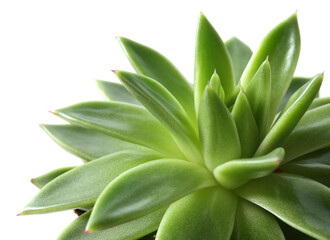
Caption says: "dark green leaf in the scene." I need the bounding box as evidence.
[309,97,330,110]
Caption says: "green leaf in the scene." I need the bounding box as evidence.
[58,208,165,240]
[309,97,330,110]
[115,71,202,164]
[255,74,322,156]
[96,80,141,105]
[235,173,330,240]
[31,166,75,189]
[41,124,153,162]
[282,103,330,162]
[225,37,252,85]
[86,159,216,231]
[198,86,241,170]
[279,77,311,110]
[21,151,162,214]
[194,12,235,111]
[231,199,285,240]
[282,147,330,187]
[118,37,195,123]
[241,14,300,123]
[156,187,237,240]
[209,71,225,101]
[58,208,166,240]
[232,89,259,157]
[277,219,316,240]
[54,101,183,159]
[214,148,284,189]
[245,59,271,137]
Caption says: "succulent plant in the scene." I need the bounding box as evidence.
[20,12,330,240]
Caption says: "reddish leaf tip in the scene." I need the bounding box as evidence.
[30,178,34,183]
[276,158,282,163]
[274,167,282,173]
[48,110,55,115]
[83,230,90,235]
[16,213,23,216]
[111,70,117,74]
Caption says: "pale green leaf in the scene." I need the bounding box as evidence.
[232,89,259,157]
[58,208,166,240]
[156,187,237,240]
[255,74,322,156]
[235,173,330,240]
[225,37,252,85]
[214,148,284,189]
[54,101,183,159]
[96,80,141,105]
[115,71,202,164]
[118,37,195,123]
[241,14,300,123]
[198,86,241,170]
[21,151,162,214]
[86,159,217,231]
[231,199,285,240]
[194,13,234,111]
[309,97,330,110]
[282,103,330,162]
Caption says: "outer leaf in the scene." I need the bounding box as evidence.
[86,159,217,231]
[277,220,316,240]
[241,14,300,122]
[115,71,202,164]
[21,151,162,214]
[118,37,195,122]
[245,59,271,137]
[279,77,311,110]
[194,12,235,111]
[214,148,284,189]
[41,124,153,162]
[232,89,259,157]
[231,199,285,240]
[31,166,75,189]
[156,187,237,240]
[309,97,330,110]
[225,37,252,85]
[282,147,330,187]
[255,74,322,156]
[58,208,167,240]
[96,80,141,105]
[199,86,241,170]
[235,173,330,240]
[54,101,183,159]
[282,103,330,162]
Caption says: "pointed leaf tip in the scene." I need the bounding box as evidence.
[16,213,22,216]
[83,230,90,235]
[111,70,117,74]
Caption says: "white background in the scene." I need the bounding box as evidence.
[1,0,330,239]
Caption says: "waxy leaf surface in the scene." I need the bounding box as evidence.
[194,13,234,111]
[54,102,183,159]
[235,173,330,240]
[156,187,237,240]
[87,159,217,231]
[115,71,202,164]
[118,37,195,122]
[199,86,241,170]
[309,97,330,110]
[22,151,161,214]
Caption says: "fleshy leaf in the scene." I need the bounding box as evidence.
[115,71,202,164]
[213,148,284,189]
[54,102,183,159]
[241,14,300,123]
[198,86,241,170]
[31,166,75,189]
[194,12,234,111]
[156,187,237,240]
[235,173,330,240]
[86,159,216,231]
[282,147,330,187]
[231,199,285,240]
[277,219,316,240]
[224,37,252,85]
[232,89,259,157]
[41,124,154,162]
[279,77,311,110]
[282,103,330,162]
[58,208,166,240]
[21,151,162,214]
[245,59,271,137]
[118,37,195,123]
[96,80,141,105]
[309,97,330,110]
[209,71,225,101]
[255,74,322,156]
